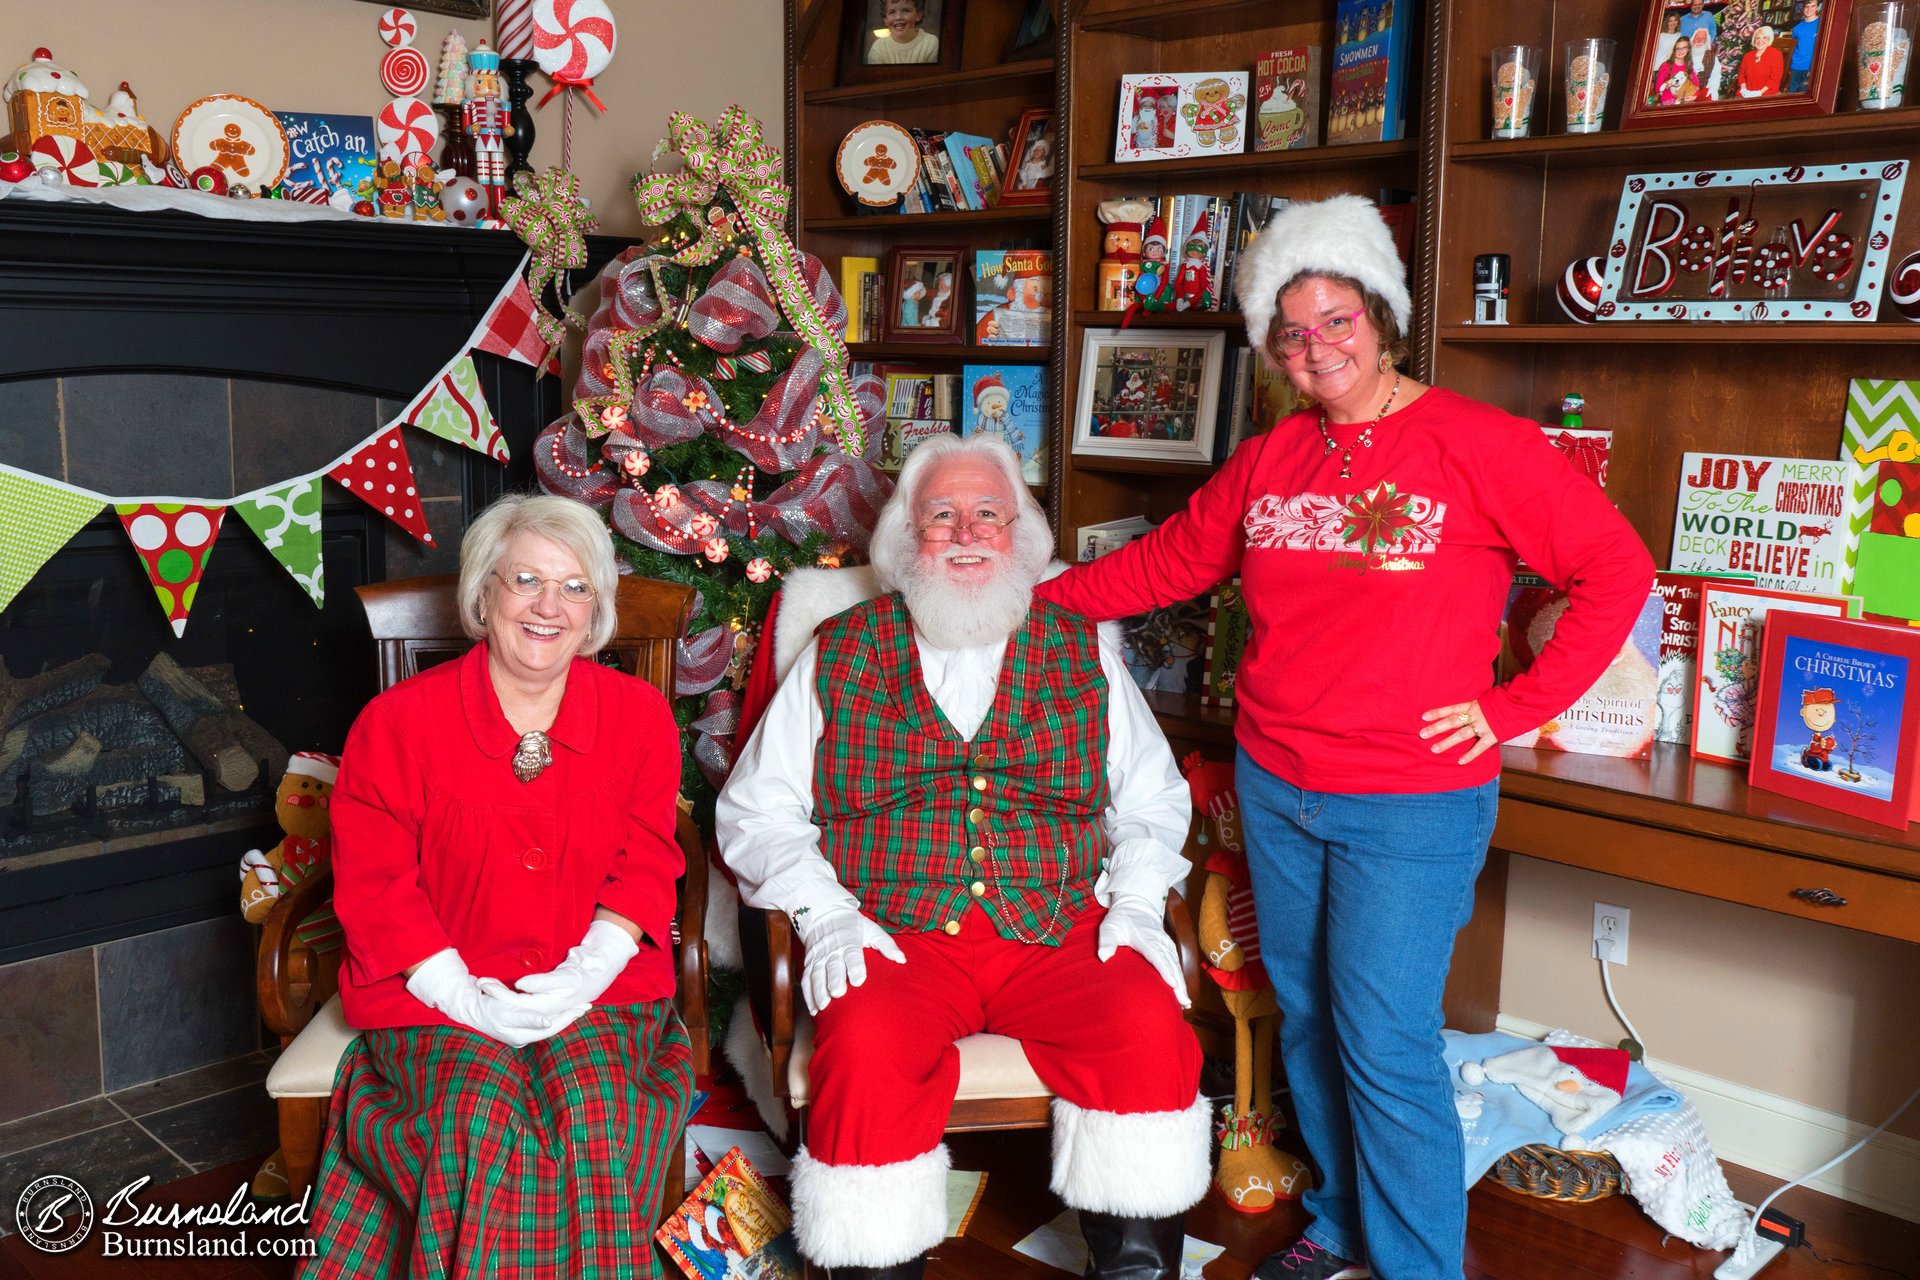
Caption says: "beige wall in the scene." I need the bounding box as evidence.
[12,0,785,236]
[1499,856,1920,1142]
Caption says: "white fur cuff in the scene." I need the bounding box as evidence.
[790,1143,951,1267]
[1049,1093,1211,1216]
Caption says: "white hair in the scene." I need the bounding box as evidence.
[457,493,619,654]
[868,434,1053,648]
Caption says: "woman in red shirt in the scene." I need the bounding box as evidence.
[299,494,692,1279]
[1034,196,1653,1280]
[1737,25,1786,96]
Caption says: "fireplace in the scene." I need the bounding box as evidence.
[0,199,627,965]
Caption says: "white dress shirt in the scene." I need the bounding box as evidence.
[715,623,1194,922]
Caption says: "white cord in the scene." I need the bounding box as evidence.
[1596,938,1646,1051]
[1735,1078,1920,1253]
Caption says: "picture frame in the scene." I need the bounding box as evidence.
[880,245,967,344]
[1749,612,1920,830]
[1113,72,1250,162]
[1691,581,1859,765]
[1072,328,1225,463]
[839,0,965,84]
[998,107,1054,207]
[1006,0,1056,61]
[1623,0,1852,129]
[355,0,487,15]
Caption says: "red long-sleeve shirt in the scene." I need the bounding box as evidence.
[330,642,683,1029]
[1034,387,1655,794]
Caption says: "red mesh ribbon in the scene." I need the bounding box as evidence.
[630,367,718,448]
[535,419,621,509]
[716,345,825,472]
[686,256,781,353]
[762,451,894,550]
[690,687,741,789]
[675,625,736,696]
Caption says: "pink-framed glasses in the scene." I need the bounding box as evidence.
[1274,309,1365,356]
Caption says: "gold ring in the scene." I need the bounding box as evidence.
[1458,712,1471,726]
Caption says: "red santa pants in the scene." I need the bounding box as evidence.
[804,903,1203,1167]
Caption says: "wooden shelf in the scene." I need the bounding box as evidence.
[1070,454,1215,476]
[1142,690,1237,744]
[1439,322,1920,345]
[847,341,1049,360]
[1076,139,1417,182]
[1448,107,1920,170]
[802,59,1054,108]
[1078,0,1322,40]
[803,207,1052,231]
[1072,309,1247,328]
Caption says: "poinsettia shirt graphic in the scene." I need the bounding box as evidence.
[1244,481,1447,571]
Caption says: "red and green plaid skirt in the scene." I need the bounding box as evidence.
[297,1000,693,1279]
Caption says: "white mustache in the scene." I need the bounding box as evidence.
[932,544,1001,562]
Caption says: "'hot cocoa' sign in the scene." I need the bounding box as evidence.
[1597,162,1906,322]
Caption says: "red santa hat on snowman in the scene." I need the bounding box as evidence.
[972,372,1010,419]
[1459,1043,1630,1147]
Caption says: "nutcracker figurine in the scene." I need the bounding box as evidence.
[1172,211,1216,312]
[463,41,511,216]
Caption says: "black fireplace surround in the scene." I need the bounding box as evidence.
[0,201,626,963]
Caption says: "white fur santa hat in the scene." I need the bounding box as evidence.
[1235,193,1412,354]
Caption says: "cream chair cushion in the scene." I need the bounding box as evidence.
[784,1016,1050,1108]
[266,994,359,1099]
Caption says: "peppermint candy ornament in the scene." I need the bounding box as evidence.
[745,557,773,583]
[377,95,439,163]
[381,46,431,97]
[30,133,100,186]
[1890,249,1920,322]
[1556,256,1605,323]
[701,537,730,563]
[533,0,616,86]
[378,7,417,47]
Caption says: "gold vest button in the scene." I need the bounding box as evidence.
[969,845,987,863]
[970,881,986,896]
[968,807,987,825]
[943,919,961,935]
[971,775,989,791]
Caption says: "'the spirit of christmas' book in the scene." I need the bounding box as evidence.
[1500,576,1664,758]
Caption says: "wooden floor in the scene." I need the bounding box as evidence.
[3,1134,1913,1279]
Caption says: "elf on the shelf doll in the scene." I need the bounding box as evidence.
[1172,211,1216,312]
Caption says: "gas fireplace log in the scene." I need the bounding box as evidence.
[96,775,199,810]
[86,741,193,792]
[26,731,104,815]
[0,654,112,731]
[186,663,289,780]
[186,664,242,709]
[136,654,258,793]
[0,687,174,792]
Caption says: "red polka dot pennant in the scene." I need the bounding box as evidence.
[327,426,436,544]
[114,502,227,637]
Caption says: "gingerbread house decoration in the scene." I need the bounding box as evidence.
[5,49,166,166]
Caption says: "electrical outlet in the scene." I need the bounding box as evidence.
[1592,902,1630,964]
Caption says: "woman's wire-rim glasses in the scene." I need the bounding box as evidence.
[1275,309,1366,356]
[494,569,596,604]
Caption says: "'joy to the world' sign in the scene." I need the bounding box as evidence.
[1597,161,1906,322]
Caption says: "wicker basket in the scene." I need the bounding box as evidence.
[1488,1144,1625,1202]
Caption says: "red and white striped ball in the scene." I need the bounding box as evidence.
[1556,256,1606,324]
[1889,249,1920,322]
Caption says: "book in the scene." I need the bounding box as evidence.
[1653,570,1755,747]
[1203,578,1250,704]
[277,111,376,200]
[1669,452,1854,594]
[943,131,995,209]
[961,363,1046,484]
[881,417,950,471]
[885,369,935,419]
[1253,47,1323,151]
[1220,193,1290,307]
[1692,582,1862,765]
[972,249,1052,346]
[1076,514,1153,561]
[655,1147,802,1280]
[839,256,879,341]
[1500,579,1664,758]
[1214,347,1255,462]
[1328,0,1411,145]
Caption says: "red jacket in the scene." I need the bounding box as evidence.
[1034,387,1655,794]
[331,642,683,1029]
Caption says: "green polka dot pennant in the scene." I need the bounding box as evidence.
[114,502,228,637]
[0,467,106,614]
[234,477,326,606]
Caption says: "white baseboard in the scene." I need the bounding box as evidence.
[1495,1014,1920,1224]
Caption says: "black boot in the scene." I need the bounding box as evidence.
[1080,1211,1185,1280]
[826,1259,927,1279]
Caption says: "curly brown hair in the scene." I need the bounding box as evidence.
[1263,272,1408,371]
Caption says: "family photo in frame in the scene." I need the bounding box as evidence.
[1071,329,1224,463]
[881,245,966,342]
[1625,0,1852,126]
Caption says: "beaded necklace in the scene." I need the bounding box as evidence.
[1315,374,1401,479]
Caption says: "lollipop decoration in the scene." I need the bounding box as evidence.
[377,7,418,47]
[377,95,439,165]
[533,0,615,109]
[382,46,431,97]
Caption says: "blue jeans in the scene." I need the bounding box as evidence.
[1237,747,1499,1279]
[1788,66,1810,93]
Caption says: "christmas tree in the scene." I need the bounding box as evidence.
[535,108,888,808]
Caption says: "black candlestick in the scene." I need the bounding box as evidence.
[501,57,538,188]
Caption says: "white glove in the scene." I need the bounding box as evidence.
[405,949,588,1047]
[478,919,638,1016]
[794,904,905,1016]
[1097,894,1190,1009]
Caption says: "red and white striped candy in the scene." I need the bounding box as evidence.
[376,96,439,163]
[378,7,417,47]
[285,183,334,205]
[381,46,431,97]
[532,0,616,84]
[495,0,536,59]
[30,133,100,187]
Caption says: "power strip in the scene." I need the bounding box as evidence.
[1712,1238,1785,1280]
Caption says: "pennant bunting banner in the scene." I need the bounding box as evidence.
[0,466,106,613]
[471,267,561,372]
[233,477,326,606]
[404,355,510,462]
[114,502,228,637]
[327,426,436,545]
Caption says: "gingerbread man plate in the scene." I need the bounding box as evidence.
[835,120,919,207]
[171,94,289,192]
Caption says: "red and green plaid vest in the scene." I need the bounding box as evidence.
[813,592,1110,946]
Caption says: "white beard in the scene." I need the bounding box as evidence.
[899,546,1039,649]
